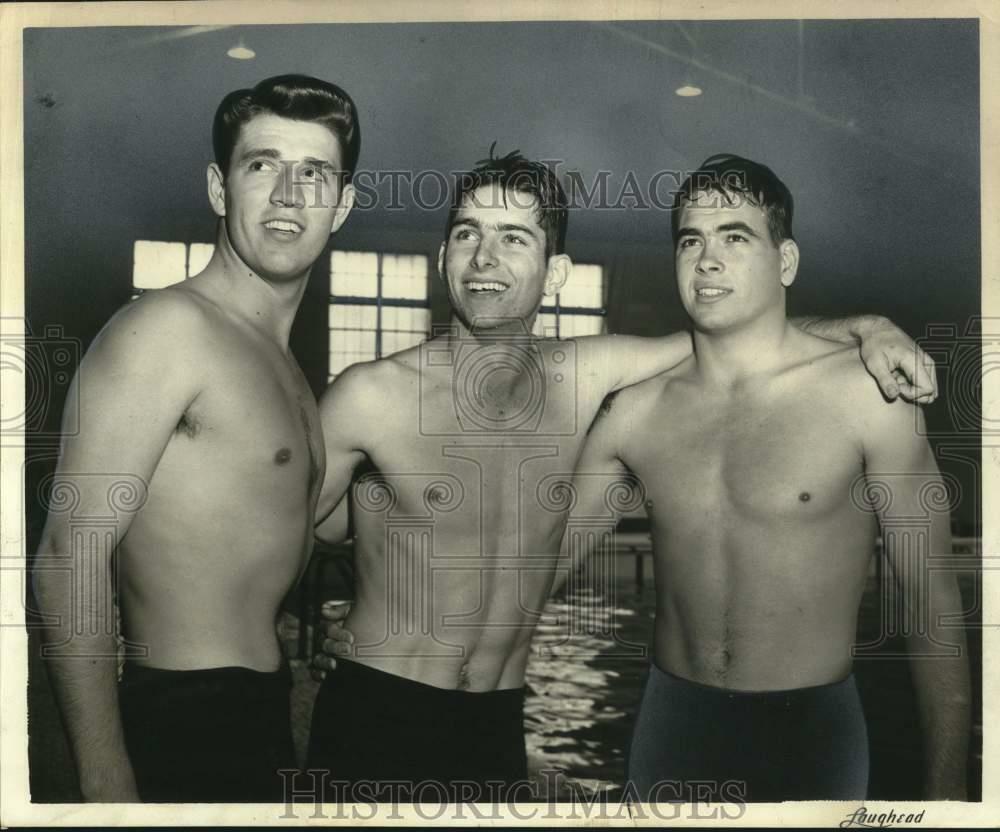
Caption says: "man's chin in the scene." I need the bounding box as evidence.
[254,257,315,284]
[462,314,536,338]
[689,314,738,334]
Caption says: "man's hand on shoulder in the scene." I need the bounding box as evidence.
[854,316,938,404]
[794,314,937,403]
[309,600,354,682]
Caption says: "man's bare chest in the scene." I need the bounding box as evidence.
[623,391,864,521]
[165,356,323,490]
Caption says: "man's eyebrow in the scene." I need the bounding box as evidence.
[236,148,336,170]
[676,222,760,237]
[302,156,336,170]
[450,218,539,239]
[716,221,760,237]
[497,223,538,239]
[236,146,281,164]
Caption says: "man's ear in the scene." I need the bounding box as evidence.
[543,254,572,297]
[330,182,356,235]
[437,242,447,284]
[207,163,226,218]
[779,239,800,288]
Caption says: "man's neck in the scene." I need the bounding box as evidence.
[691,313,796,387]
[443,314,544,406]
[199,229,310,349]
[447,314,541,347]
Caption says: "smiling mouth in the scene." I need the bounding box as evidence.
[264,220,302,234]
[465,281,509,294]
[695,287,731,298]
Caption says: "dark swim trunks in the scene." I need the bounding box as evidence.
[119,662,296,803]
[307,659,529,802]
[627,663,869,803]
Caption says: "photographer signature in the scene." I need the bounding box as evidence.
[840,807,926,828]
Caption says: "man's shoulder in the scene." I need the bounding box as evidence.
[592,362,684,425]
[319,351,418,415]
[790,334,920,434]
[88,288,214,365]
[107,285,210,328]
[339,348,420,386]
[625,354,694,397]
[783,331,867,387]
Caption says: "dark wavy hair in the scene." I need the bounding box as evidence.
[447,145,568,258]
[212,74,361,181]
[671,153,794,248]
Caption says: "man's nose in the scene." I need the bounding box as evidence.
[270,163,306,209]
[695,241,723,274]
[472,236,499,269]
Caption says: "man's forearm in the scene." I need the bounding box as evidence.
[34,551,139,801]
[909,577,972,800]
[910,659,971,799]
[43,648,138,800]
[792,313,889,343]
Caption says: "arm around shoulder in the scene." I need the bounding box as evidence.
[314,361,387,537]
[794,313,938,403]
[575,332,693,397]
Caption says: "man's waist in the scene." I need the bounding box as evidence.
[121,611,284,673]
[654,633,855,693]
[335,655,526,696]
[343,632,529,691]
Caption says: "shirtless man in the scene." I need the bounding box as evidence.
[569,154,970,801]
[32,75,358,802]
[307,150,936,801]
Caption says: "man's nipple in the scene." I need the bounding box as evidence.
[275,447,292,465]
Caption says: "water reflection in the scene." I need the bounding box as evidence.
[525,586,651,792]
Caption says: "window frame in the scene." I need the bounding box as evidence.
[328,250,432,379]
[538,261,607,338]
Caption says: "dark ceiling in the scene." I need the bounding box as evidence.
[24,19,980,317]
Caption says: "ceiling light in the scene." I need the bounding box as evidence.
[227,42,255,60]
[675,85,702,97]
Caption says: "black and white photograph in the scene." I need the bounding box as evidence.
[1,0,994,826]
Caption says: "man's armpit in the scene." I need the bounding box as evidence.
[587,390,620,436]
